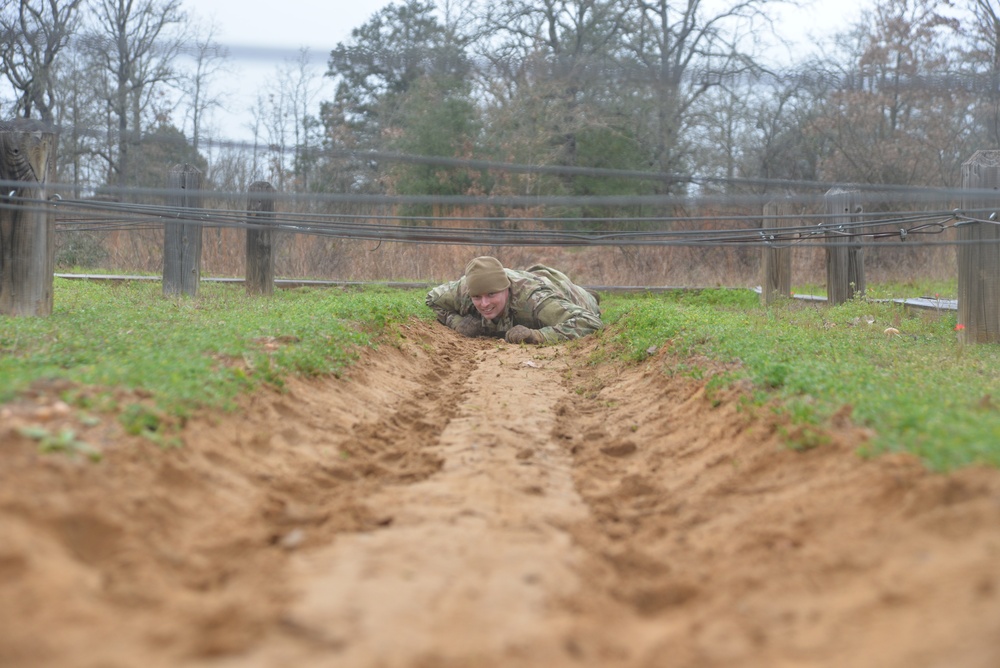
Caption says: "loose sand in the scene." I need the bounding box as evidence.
[1,319,998,667]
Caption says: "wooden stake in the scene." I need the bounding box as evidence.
[246,181,276,296]
[0,119,56,316]
[959,150,1000,344]
[163,163,203,297]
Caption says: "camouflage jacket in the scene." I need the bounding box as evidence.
[425,265,603,343]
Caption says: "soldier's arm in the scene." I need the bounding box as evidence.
[425,279,471,329]
[530,294,604,342]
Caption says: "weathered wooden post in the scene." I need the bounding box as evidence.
[0,119,56,316]
[245,181,276,296]
[163,163,203,297]
[823,187,865,305]
[760,198,794,305]
[958,150,1000,344]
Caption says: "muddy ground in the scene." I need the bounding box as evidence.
[1,318,999,668]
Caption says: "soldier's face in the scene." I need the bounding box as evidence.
[471,289,509,320]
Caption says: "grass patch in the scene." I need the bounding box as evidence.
[4,279,996,472]
[598,287,1000,472]
[18,425,102,462]
[0,279,429,431]
[792,279,956,300]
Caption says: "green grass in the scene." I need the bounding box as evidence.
[597,287,1000,472]
[0,279,427,429]
[793,279,957,300]
[3,279,997,472]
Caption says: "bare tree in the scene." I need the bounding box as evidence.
[474,0,783,196]
[177,18,230,155]
[249,89,291,191]
[476,0,635,198]
[624,0,775,190]
[250,51,326,197]
[811,0,966,186]
[744,75,824,190]
[280,49,325,195]
[54,46,105,189]
[246,96,267,184]
[963,0,1000,145]
[83,0,187,190]
[0,0,84,124]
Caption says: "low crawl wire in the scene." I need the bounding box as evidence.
[39,194,957,233]
[2,192,985,249]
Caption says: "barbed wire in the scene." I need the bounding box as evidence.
[4,166,998,207]
[2,187,989,249]
[4,131,1000,250]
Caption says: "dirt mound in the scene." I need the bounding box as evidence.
[1,319,998,667]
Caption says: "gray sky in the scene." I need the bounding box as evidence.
[180,0,395,142]
[187,0,396,53]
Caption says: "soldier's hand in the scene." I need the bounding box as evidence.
[454,314,484,337]
[505,325,544,345]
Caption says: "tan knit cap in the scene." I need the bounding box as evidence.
[465,256,511,296]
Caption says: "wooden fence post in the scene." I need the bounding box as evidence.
[760,198,794,305]
[958,150,1000,344]
[163,163,203,297]
[246,181,276,296]
[823,188,864,305]
[0,119,56,316]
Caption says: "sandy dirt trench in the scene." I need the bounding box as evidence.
[1,318,1000,668]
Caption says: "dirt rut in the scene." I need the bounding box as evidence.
[228,340,589,667]
[1,319,999,667]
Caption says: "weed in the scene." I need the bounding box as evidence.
[120,403,164,437]
[19,426,102,462]
[761,363,791,389]
[783,424,832,452]
[78,413,102,427]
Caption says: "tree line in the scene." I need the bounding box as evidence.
[2,0,998,210]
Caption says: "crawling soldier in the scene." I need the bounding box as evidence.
[425,256,603,344]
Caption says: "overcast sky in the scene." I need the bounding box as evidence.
[178,0,395,142]
[187,0,396,53]
[180,0,867,144]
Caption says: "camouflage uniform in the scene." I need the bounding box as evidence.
[426,264,603,343]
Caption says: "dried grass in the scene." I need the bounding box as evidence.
[60,203,959,289]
